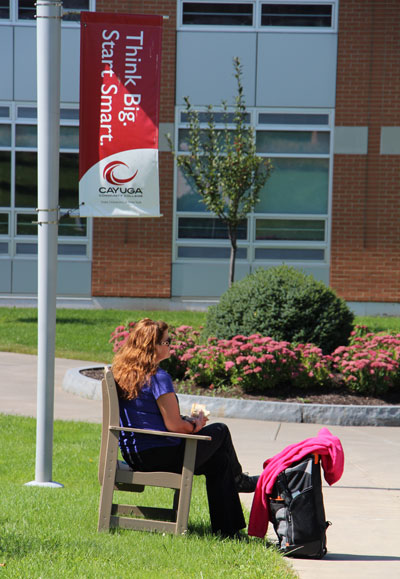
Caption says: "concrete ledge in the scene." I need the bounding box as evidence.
[62,366,400,427]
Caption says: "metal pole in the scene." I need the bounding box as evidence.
[26,0,63,488]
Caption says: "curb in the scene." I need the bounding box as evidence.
[62,366,400,427]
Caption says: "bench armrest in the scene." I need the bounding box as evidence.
[110,425,211,441]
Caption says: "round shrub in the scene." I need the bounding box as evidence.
[204,265,354,353]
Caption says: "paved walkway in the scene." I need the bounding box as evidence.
[1,351,400,579]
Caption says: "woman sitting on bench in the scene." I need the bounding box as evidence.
[112,317,258,538]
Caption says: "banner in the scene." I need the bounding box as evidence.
[79,12,163,217]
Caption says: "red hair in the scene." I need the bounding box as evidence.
[112,318,168,399]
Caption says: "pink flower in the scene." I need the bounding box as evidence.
[225,361,235,371]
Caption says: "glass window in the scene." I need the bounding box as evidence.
[261,3,332,27]
[16,125,79,149]
[178,246,247,259]
[0,151,11,207]
[59,216,87,237]
[0,1,9,19]
[182,2,253,26]
[256,158,329,214]
[256,131,330,154]
[0,242,8,253]
[18,1,35,20]
[178,128,234,152]
[16,125,37,148]
[0,213,8,235]
[16,213,36,236]
[58,244,86,255]
[178,217,247,240]
[60,108,80,120]
[16,242,37,254]
[176,168,208,213]
[181,111,250,124]
[59,153,79,208]
[15,152,37,207]
[17,107,37,119]
[258,113,329,125]
[0,125,11,146]
[15,152,79,209]
[60,126,79,149]
[256,219,325,241]
[62,0,90,22]
[0,107,10,118]
[18,0,89,20]
[255,248,324,260]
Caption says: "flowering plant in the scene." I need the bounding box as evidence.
[332,332,400,395]
[109,323,400,397]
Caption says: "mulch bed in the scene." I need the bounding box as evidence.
[81,368,400,406]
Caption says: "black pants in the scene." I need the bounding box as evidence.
[123,423,246,536]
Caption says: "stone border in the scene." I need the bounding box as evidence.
[62,366,400,427]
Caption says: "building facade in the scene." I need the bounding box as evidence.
[0,0,399,307]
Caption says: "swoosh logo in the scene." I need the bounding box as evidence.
[103,161,138,185]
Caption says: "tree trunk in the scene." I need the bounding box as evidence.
[229,235,237,287]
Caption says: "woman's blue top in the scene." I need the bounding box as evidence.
[118,367,181,457]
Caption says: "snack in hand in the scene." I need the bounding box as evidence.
[191,402,210,418]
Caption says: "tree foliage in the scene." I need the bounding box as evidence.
[169,57,272,286]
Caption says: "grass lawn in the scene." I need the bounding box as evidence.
[0,308,207,364]
[0,307,400,364]
[0,414,295,579]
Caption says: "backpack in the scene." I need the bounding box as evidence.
[268,453,331,558]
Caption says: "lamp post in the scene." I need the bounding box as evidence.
[26,0,63,488]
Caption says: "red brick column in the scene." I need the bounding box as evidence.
[331,0,400,302]
[92,0,176,297]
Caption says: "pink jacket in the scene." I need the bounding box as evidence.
[248,427,344,538]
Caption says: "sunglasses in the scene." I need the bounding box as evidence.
[160,337,172,346]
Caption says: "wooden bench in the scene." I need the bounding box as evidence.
[98,367,211,534]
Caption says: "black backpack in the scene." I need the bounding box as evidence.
[268,453,331,558]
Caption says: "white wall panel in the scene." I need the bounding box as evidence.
[0,27,13,100]
[176,32,256,106]
[0,260,12,292]
[11,259,91,295]
[256,33,337,107]
[172,262,251,297]
[61,28,80,103]
[14,27,37,101]
[14,26,80,103]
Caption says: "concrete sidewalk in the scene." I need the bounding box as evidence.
[1,351,400,579]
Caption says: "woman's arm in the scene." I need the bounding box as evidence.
[156,392,207,434]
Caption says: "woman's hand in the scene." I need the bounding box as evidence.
[157,393,208,435]
[192,410,208,433]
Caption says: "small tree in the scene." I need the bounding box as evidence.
[169,57,272,286]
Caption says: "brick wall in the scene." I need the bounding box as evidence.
[331,0,400,302]
[93,0,176,297]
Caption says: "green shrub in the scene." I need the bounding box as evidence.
[204,265,354,353]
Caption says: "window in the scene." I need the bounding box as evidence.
[175,107,332,265]
[178,217,247,240]
[0,104,89,263]
[18,0,90,21]
[0,152,11,207]
[256,158,329,214]
[255,219,325,241]
[182,2,253,26]
[0,213,8,235]
[256,130,330,155]
[0,0,9,19]
[261,3,333,28]
[254,248,324,260]
[0,125,11,146]
[258,112,329,126]
[178,246,247,259]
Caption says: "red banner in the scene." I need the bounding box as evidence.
[79,12,163,217]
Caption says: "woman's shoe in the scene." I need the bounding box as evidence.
[235,472,259,493]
